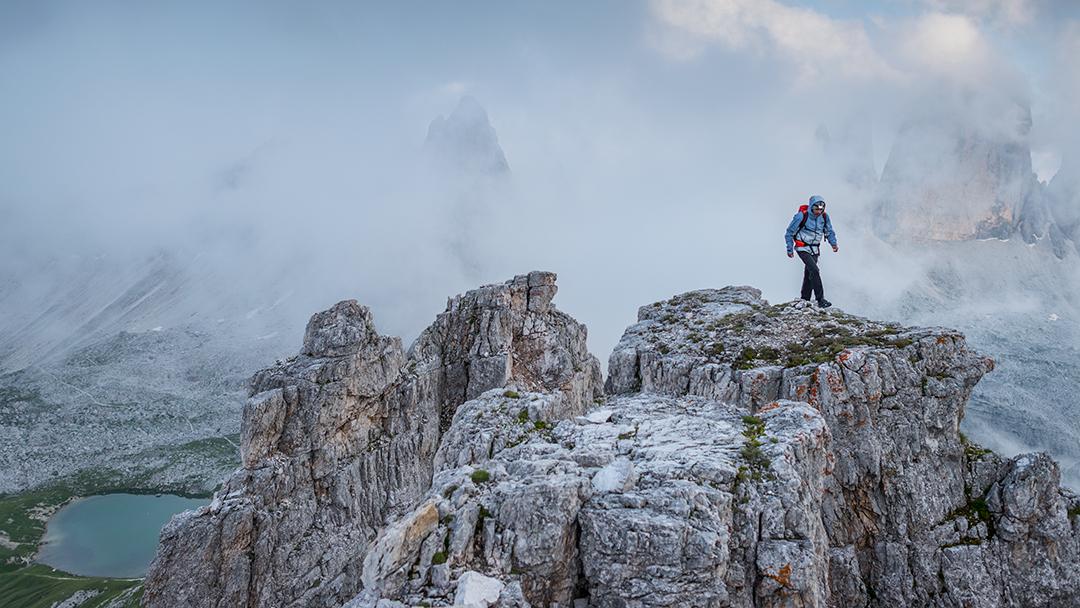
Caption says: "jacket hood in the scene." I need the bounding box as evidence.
[808,195,826,209]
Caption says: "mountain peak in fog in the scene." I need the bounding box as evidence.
[424,96,510,176]
[873,104,1077,258]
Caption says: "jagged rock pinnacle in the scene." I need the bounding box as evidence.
[425,96,510,176]
[142,271,601,608]
[301,299,377,357]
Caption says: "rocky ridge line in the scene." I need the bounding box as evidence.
[146,278,1080,608]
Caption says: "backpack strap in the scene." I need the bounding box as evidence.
[797,211,827,233]
[793,212,809,247]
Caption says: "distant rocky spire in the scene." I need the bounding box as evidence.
[424,96,510,176]
[422,96,511,282]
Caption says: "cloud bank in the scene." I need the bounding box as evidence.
[1,0,1078,362]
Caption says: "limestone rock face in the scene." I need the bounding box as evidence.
[142,272,602,608]
[357,388,830,608]
[147,277,1080,608]
[871,108,1080,258]
[602,287,1080,607]
[874,113,1035,242]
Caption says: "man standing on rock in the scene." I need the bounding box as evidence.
[785,195,838,307]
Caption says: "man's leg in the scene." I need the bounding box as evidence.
[811,253,824,301]
[798,251,823,301]
[797,251,815,300]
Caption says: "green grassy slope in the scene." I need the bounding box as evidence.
[0,565,142,608]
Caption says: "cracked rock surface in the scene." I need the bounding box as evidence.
[146,279,1080,608]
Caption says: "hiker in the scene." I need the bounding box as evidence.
[785,195,838,307]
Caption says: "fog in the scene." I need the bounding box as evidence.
[2,0,1080,366]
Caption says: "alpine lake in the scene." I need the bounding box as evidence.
[0,484,208,608]
[36,493,207,578]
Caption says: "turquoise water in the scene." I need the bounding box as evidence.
[36,493,207,578]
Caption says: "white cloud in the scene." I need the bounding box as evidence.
[1061,21,1080,77]
[1031,147,1061,182]
[650,0,899,82]
[650,0,1021,94]
[439,81,469,97]
[920,0,1037,26]
[1046,21,1080,146]
[899,12,991,76]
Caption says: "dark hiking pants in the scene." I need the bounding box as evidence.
[797,250,824,301]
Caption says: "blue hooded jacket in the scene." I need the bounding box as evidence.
[785,195,837,254]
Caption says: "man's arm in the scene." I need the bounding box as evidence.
[825,214,838,248]
[784,214,801,255]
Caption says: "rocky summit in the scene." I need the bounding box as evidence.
[144,275,1080,608]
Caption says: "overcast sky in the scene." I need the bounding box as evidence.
[3,0,1080,356]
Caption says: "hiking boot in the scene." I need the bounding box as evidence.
[817,299,832,308]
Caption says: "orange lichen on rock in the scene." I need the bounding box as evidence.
[825,369,845,395]
[758,401,782,413]
[765,563,793,588]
